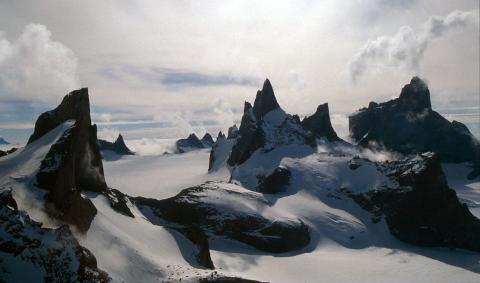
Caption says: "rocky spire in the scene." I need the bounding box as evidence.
[398,76,431,111]
[33,88,107,232]
[28,88,92,144]
[252,79,280,119]
[201,133,214,147]
[227,124,239,139]
[301,103,341,142]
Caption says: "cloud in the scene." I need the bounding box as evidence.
[348,10,479,82]
[0,24,79,102]
[98,64,261,88]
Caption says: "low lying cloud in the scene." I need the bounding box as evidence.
[0,24,80,102]
[348,10,479,82]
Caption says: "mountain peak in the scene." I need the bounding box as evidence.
[253,78,280,119]
[302,103,341,142]
[399,76,431,111]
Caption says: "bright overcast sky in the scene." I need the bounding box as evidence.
[0,0,478,141]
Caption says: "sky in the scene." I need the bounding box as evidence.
[0,0,478,144]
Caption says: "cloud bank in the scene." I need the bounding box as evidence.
[0,24,79,102]
[348,10,479,82]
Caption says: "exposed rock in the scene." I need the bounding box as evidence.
[228,79,315,166]
[98,133,134,155]
[199,276,267,283]
[103,188,134,218]
[217,131,226,139]
[181,226,215,269]
[133,183,310,253]
[0,147,17,158]
[227,125,239,139]
[33,88,107,232]
[348,160,361,170]
[201,133,215,147]
[0,189,109,282]
[350,152,480,252]
[227,102,264,166]
[253,79,280,120]
[302,103,341,142]
[257,166,291,194]
[176,133,205,153]
[349,77,480,175]
[209,132,235,172]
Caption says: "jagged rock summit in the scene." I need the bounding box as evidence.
[32,88,107,232]
[302,103,342,142]
[253,78,280,119]
[349,76,480,174]
[227,79,315,166]
[200,133,215,147]
[98,133,134,155]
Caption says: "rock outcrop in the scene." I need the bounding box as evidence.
[176,133,206,153]
[0,189,109,282]
[257,166,291,194]
[227,125,239,139]
[0,147,17,158]
[228,79,315,166]
[302,103,342,142]
[33,88,107,232]
[134,183,310,253]
[349,77,480,173]
[201,133,215,147]
[98,134,134,155]
[350,152,480,251]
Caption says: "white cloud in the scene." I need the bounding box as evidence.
[0,24,79,102]
[348,10,479,82]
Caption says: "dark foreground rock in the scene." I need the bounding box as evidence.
[133,183,310,253]
[181,226,215,269]
[98,133,134,155]
[33,88,107,232]
[0,147,17,158]
[349,77,480,177]
[257,166,291,194]
[228,79,315,166]
[350,152,480,251]
[0,189,109,282]
[302,103,342,142]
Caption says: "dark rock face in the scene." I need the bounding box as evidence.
[349,77,480,168]
[227,102,264,166]
[0,147,17,158]
[217,131,226,139]
[252,79,280,120]
[103,188,134,218]
[350,152,480,252]
[227,125,239,139]
[201,133,215,147]
[181,226,215,269]
[0,189,109,282]
[176,133,206,153]
[228,79,314,166]
[134,184,310,253]
[302,103,341,142]
[98,134,134,155]
[257,166,291,194]
[33,88,107,232]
